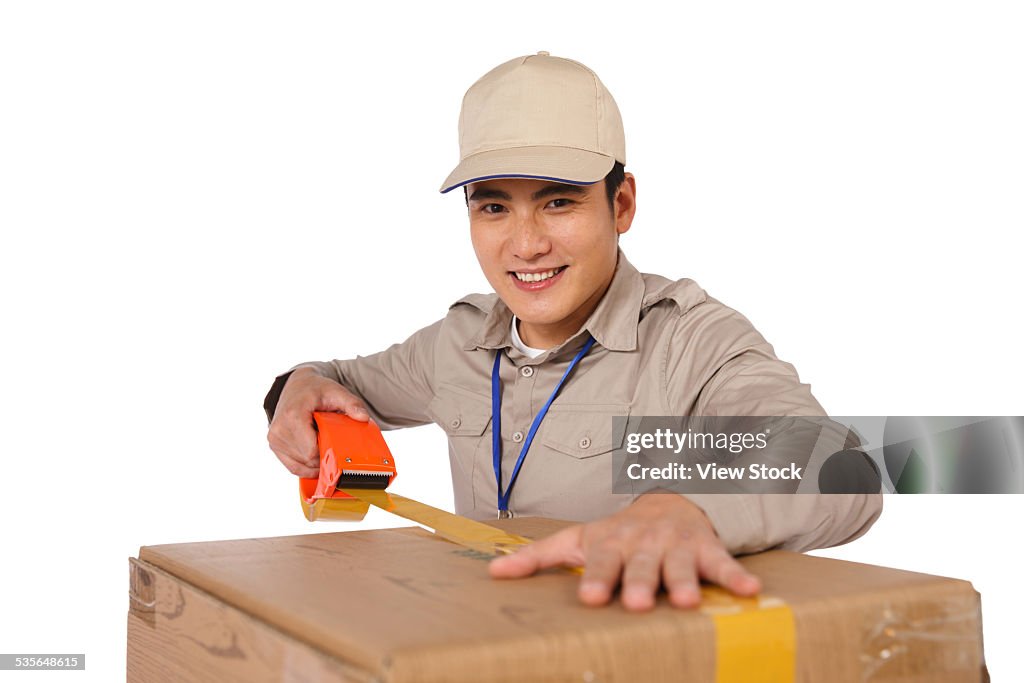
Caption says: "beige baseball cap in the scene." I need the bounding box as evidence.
[439,51,626,194]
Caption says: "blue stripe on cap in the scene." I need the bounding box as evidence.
[440,173,601,194]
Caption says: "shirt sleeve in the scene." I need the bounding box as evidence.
[665,304,883,555]
[263,318,444,431]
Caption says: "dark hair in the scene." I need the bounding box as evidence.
[602,160,626,211]
[462,160,627,214]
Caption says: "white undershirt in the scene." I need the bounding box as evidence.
[510,315,546,359]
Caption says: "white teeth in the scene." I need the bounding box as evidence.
[514,268,561,282]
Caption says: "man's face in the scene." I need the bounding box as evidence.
[466,174,636,348]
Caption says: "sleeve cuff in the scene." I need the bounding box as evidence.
[262,371,295,424]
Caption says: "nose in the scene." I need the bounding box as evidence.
[509,212,552,261]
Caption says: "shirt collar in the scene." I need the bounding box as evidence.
[510,315,546,359]
[463,248,645,354]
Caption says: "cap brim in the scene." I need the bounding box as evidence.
[440,146,616,194]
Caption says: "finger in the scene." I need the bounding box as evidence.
[697,545,762,596]
[291,420,320,469]
[269,411,321,469]
[663,546,701,608]
[620,547,664,612]
[267,424,313,474]
[275,449,319,479]
[578,540,625,606]
[489,526,584,579]
[284,416,320,469]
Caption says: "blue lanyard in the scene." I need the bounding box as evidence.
[491,334,596,515]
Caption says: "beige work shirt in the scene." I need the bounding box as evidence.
[266,250,881,554]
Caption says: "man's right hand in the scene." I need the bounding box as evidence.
[266,368,371,478]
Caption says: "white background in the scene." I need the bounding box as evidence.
[1,1,1021,680]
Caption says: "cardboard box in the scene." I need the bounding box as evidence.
[127,518,986,682]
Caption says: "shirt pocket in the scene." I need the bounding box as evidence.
[540,404,631,459]
[425,382,492,437]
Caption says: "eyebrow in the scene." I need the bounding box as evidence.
[468,182,588,203]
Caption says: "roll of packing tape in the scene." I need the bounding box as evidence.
[298,479,370,522]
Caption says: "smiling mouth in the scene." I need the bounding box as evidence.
[511,266,567,283]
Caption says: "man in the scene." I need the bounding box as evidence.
[264,52,882,612]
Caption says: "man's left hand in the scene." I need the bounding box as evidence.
[488,493,761,611]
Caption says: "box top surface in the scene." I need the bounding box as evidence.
[137,517,978,680]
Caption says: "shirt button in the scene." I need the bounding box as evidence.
[579,437,591,449]
[520,366,534,378]
[512,431,524,443]
[450,418,461,429]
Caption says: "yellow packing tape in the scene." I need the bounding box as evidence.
[339,488,533,556]
[309,487,796,682]
[700,586,797,682]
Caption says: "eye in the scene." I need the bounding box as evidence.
[547,198,574,209]
[480,203,506,214]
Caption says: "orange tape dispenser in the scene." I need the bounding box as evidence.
[298,411,397,522]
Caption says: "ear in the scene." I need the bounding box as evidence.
[614,173,637,236]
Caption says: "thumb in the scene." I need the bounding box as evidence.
[317,385,370,422]
[489,526,584,578]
